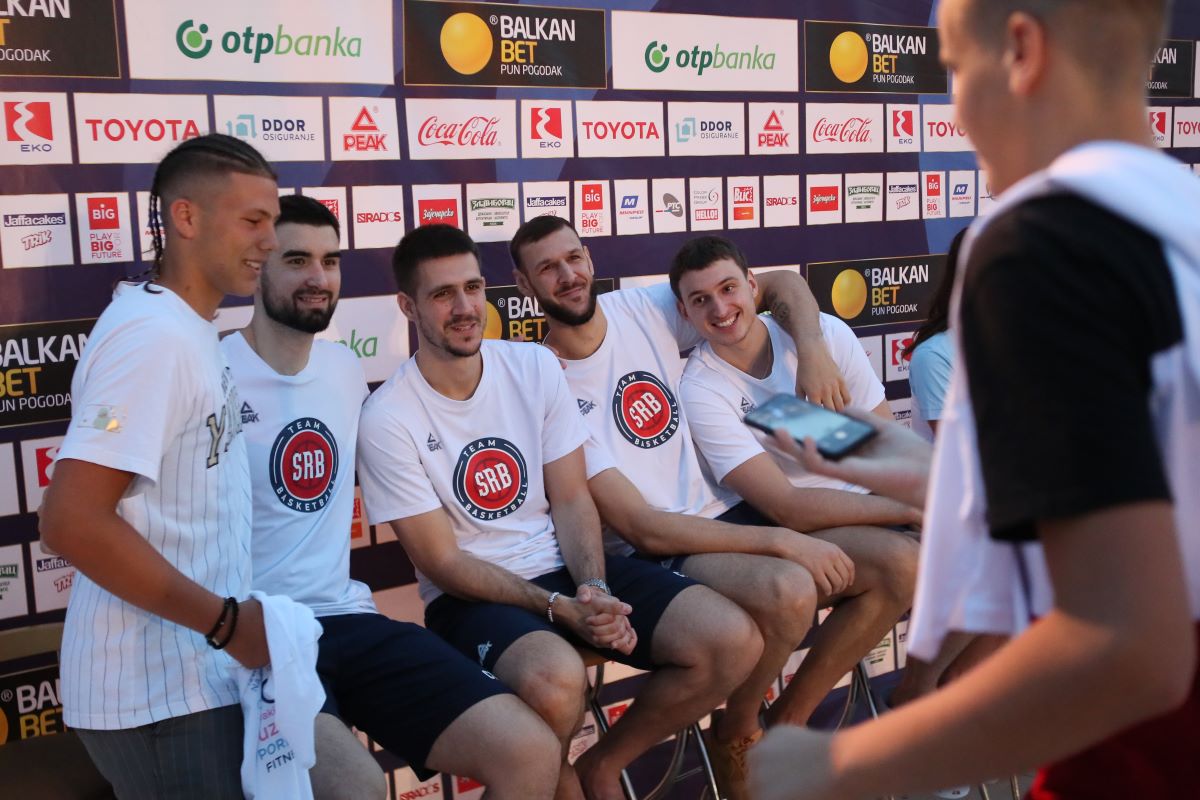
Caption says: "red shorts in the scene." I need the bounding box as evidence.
[1029,621,1200,799]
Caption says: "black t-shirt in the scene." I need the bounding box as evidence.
[960,193,1183,542]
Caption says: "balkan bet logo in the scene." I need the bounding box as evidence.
[611,371,679,448]
[268,417,339,513]
[4,101,52,145]
[453,437,529,520]
[345,107,387,152]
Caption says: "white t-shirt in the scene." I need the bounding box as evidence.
[680,314,886,492]
[560,284,738,550]
[357,340,587,604]
[222,334,375,618]
[57,283,252,730]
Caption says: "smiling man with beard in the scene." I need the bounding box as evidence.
[224,198,561,800]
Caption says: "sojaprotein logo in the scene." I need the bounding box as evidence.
[453,437,529,520]
[805,22,947,94]
[268,417,338,513]
[611,371,679,448]
[612,11,797,92]
[405,0,605,89]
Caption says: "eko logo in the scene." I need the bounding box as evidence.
[176,18,366,64]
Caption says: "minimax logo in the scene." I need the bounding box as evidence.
[176,19,366,64]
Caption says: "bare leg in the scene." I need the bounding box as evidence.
[678,553,816,741]
[311,713,387,800]
[765,526,918,728]
[573,585,762,800]
[491,631,590,800]
[426,694,562,800]
[891,632,976,707]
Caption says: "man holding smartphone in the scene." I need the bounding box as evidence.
[750,1,1200,798]
[668,235,921,725]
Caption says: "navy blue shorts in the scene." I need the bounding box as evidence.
[316,612,510,779]
[635,501,773,572]
[425,554,697,672]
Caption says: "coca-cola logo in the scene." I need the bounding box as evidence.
[417,115,500,147]
[812,116,873,143]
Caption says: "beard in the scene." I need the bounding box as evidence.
[538,281,599,327]
[261,271,337,334]
[420,313,482,358]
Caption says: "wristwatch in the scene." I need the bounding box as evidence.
[579,577,611,595]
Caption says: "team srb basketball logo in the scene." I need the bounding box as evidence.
[268,417,339,513]
[612,371,680,448]
[453,437,529,520]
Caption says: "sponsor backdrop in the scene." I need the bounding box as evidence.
[1,0,1198,791]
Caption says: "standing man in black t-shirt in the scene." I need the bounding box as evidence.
[750,1,1200,798]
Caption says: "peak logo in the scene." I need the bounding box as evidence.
[404,0,605,89]
[330,97,399,161]
[341,105,389,152]
[806,22,946,95]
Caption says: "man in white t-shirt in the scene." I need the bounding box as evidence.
[357,224,761,800]
[507,216,906,797]
[39,134,278,798]
[223,195,559,800]
[670,236,919,724]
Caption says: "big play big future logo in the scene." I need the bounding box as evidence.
[176,18,366,63]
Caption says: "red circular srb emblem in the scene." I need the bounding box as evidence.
[462,449,521,511]
[611,371,680,448]
[268,418,339,513]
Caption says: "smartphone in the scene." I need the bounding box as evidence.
[743,393,876,460]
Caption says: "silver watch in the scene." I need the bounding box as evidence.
[579,578,611,595]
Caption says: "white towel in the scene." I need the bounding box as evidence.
[237,591,325,800]
[909,141,1200,661]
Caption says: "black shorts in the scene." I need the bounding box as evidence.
[425,554,698,672]
[635,501,773,572]
[316,612,511,779]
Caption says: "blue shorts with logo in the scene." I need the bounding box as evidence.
[316,612,511,779]
[425,554,698,672]
[636,500,773,573]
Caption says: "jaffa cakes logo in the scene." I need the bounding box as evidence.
[612,371,679,449]
[176,17,366,65]
[807,254,947,329]
[453,437,529,520]
[805,21,946,94]
[404,0,605,89]
[268,417,339,513]
[0,0,120,79]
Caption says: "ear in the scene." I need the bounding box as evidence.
[676,297,689,321]
[1004,11,1048,97]
[747,270,759,297]
[582,245,595,276]
[169,197,199,240]
[513,267,532,298]
[396,292,417,322]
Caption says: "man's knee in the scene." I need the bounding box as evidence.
[311,713,387,800]
[663,588,763,684]
[753,561,818,641]
[874,532,919,604]
[504,652,588,738]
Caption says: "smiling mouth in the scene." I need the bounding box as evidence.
[448,319,480,333]
[713,311,739,329]
[556,284,586,300]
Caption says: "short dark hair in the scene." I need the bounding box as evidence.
[278,193,340,237]
[509,215,579,272]
[961,0,1168,78]
[668,236,750,300]
[144,134,276,282]
[392,224,480,295]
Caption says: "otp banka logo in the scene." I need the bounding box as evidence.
[453,437,529,520]
[612,371,679,448]
[268,417,339,513]
[176,18,365,64]
[644,39,777,77]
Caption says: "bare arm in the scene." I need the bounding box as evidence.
[754,270,850,410]
[544,446,606,587]
[40,458,268,668]
[752,501,1196,799]
[725,453,921,533]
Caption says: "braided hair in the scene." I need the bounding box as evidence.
[135,134,276,288]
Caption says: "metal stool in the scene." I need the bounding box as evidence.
[578,647,723,800]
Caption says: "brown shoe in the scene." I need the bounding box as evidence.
[704,712,763,800]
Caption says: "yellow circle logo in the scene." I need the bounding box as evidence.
[484,301,503,339]
[0,708,8,745]
[829,31,868,83]
[440,13,493,75]
[831,269,867,319]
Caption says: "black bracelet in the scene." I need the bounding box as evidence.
[205,597,239,650]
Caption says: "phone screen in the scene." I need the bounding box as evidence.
[744,394,876,459]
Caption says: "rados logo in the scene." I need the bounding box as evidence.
[453,437,529,520]
[611,371,679,448]
[268,417,338,513]
[405,0,605,89]
[806,254,947,328]
[805,21,947,94]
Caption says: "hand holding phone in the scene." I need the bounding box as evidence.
[744,393,876,459]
